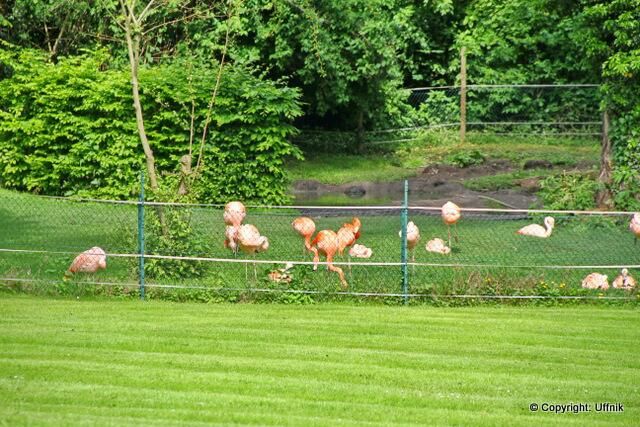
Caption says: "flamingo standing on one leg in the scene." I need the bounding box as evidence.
[630,213,640,245]
[65,247,107,280]
[292,216,319,259]
[441,202,461,249]
[237,224,269,281]
[312,230,347,289]
[399,221,420,271]
[403,221,420,260]
[517,217,555,238]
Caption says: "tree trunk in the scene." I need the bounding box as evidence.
[356,110,365,154]
[596,111,613,209]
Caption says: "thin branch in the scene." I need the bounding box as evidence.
[138,0,157,23]
[143,7,223,35]
[51,15,70,58]
[192,6,234,176]
[44,23,53,54]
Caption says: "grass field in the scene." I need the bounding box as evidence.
[0,295,638,426]
[1,189,639,302]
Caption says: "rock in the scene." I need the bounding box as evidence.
[516,177,541,193]
[344,186,366,198]
[523,160,553,170]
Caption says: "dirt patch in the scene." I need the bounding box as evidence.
[293,159,539,209]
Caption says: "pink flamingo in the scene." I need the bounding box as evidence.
[517,217,555,238]
[581,273,609,290]
[237,224,269,280]
[223,201,246,227]
[612,268,636,290]
[630,213,640,245]
[312,230,347,289]
[65,247,107,280]
[223,201,246,255]
[292,216,318,258]
[398,221,420,262]
[441,201,461,248]
[425,238,451,255]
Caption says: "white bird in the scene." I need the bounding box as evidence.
[630,213,640,245]
[399,221,420,261]
[612,268,636,290]
[268,263,294,284]
[425,238,451,255]
[349,244,373,259]
[581,273,609,290]
[441,201,461,248]
[237,224,269,280]
[517,216,555,238]
[65,247,107,280]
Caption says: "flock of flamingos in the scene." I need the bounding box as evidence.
[65,201,640,291]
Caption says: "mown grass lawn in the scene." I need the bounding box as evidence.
[0,295,638,426]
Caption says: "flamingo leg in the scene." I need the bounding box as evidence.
[454,223,460,243]
[327,253,347,289]
[411,250,415,274]
[447,225,452,249]
[253,253,257,281]
[348,255,352,278]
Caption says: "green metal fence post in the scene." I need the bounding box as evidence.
[401,179,409,305]
[138,171,145,300]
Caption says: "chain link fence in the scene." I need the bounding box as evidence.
[294,84,602,152]
[1,186,638,304]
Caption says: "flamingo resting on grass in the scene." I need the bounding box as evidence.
[292,216,318,259]
[312,230,348,289]
[612,268,636,290]
[349,244,372,259]
[441,202,461,248]
[65,247,107,280]
[237,224,269,281]
[425,238,451,255]
[581,273,609,290]
[517,217,555,238]
[630,213,640,245]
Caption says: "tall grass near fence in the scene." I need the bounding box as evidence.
[0,188,638,304]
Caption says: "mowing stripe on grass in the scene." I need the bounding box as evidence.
[0,296,639,426]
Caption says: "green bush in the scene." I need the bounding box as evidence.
[539,172,597,210]
[0,46,303,204]
[446,149,485,167]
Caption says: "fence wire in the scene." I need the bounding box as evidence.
[1,191,638,304]
[295,84,602,151]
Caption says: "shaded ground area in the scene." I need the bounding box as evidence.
[292,159,570,208]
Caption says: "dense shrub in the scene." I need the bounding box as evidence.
[539,172,598,210]
[0,46,303,203]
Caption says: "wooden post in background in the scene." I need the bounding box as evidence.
[596,110,613,208]
[460,47,467,144]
